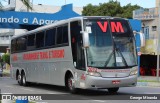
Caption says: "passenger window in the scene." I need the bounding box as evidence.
[27,34,35,50]
[62,25,68,43]
[45,28,56,46]
[56,27,63,44]
[11,40,16,53]
[18,37,27,51]
[56,24,68,45]
[36,31,45,48]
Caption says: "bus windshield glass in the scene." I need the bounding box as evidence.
[84,19,137,69]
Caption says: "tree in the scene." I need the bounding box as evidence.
[21,0,33,11]
[0,0,33,10]
[121,3,140,19]
[2,53,10,65]
[82,4,99,16]
[82,1,123,16]
[82,0,141,19]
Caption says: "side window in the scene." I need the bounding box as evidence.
[56,24,68,45]
[27,34,35,50]
[56,27,63,44]
[11,39,16,53]
[62,25,68,44]
[16,39,20,51]
[45,28,56,46]
[70,21,85,70]
[18,36,27,51]
[36,31,45,48]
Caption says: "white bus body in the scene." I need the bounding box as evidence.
[10,16,138,93]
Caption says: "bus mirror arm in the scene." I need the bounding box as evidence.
[133,31,145,47]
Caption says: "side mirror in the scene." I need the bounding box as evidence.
[133,31,145,47]
[82,31,89,48]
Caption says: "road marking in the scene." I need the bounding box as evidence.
[47,92,58,94]
[6,86,14,88]
[137,86,160,88]
[144,92,160,94]
[92,100,106,102]
[47,92,69,94]
[20,88,34,92]
[0,77,11,79]
[1,93,13,94]
[80,97,105,102]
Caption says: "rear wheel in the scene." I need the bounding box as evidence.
[17,73,22,86]
[67,74,77,93]
[22,72,29,86]
[108,87,119,93]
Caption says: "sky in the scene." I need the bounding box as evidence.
[31,0,156,8]
[1,0,156,8]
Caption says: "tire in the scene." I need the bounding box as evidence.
[67,74,77,94]
[108,87,119,93]
[22,72,29,86]
[17,73,22,86]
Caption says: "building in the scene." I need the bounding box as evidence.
[133,0,159,76]
[0,0,83,53]
[133,0,159,55]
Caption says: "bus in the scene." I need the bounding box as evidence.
[10,16,140,93]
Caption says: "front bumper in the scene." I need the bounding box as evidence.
[79,75,137,89]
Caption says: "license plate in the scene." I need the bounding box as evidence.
[112,80,120,84]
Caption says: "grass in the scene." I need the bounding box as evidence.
[1,69,10,77]
[138,80,160,83]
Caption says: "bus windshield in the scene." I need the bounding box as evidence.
[84,19,137,69]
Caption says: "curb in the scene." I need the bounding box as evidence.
[137,82,160,87]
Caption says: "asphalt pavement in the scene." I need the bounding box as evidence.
[0,77,160,103]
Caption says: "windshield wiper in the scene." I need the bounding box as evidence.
[104,49,115,67]
[104,40,128,67]
[115,45,128,67]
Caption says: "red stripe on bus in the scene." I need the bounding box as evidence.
[22,49,65,61]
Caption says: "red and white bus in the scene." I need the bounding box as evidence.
[11,16,140,93]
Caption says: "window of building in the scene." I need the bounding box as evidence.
[152,26,157,31]
[142,26,149,39]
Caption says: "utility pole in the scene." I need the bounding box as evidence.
[157,0,160,81]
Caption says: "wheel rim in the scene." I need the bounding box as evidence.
[22,75,26,84]
[68,77,74,90]
[18,74,21,83]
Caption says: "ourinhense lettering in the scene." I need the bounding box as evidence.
[23,49,65,61]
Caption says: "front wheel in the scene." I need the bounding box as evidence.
[108,87,119,93]
[67,74,77,93]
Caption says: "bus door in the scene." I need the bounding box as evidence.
[70,21,86,83]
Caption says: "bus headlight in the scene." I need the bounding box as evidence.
[87,72,102,77]
[130,70,138,76]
